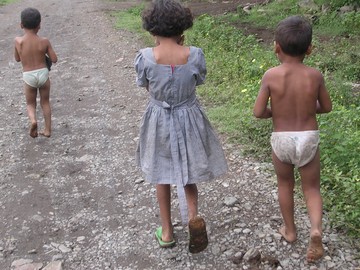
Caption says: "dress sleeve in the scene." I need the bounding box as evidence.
[134,51,148,87]
[195,48,207,86]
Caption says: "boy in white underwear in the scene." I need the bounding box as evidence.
[14,7,57,138]
[253,16,332,262]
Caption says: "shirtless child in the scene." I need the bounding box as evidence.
[14,7,57,138]
[253,16,332,262]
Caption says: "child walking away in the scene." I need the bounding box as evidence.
[253,16,332,262]
[14,7,57,138]
[134,0,227,253]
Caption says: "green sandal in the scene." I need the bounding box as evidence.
[155,227,176,248]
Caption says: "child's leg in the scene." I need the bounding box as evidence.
[185,184,208,253]
[156,184,173,242]
[299,149,324,261]
[272,151,297,242]
[184,184,198,220]
[39,80,51,137]
[24,83,38,138]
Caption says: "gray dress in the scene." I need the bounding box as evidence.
[134,46,228,187]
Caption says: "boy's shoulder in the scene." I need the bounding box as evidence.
[263,65,283,78]
[14,35,24,42]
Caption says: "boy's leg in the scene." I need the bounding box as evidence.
[24,83,38,138]
[184,184,198,220]
[156,184,173,242]
[272,151,297,242]
[299,149,324,261]
[39,80,51,137]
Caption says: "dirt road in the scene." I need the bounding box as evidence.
[0,0,359,269]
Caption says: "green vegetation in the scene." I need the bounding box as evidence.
[115,1,360,236]
[0,0,17,6]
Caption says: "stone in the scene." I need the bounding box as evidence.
[243,248,261,262]
[43,261,63,270]
[224,196,238,206]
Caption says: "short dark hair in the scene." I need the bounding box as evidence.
[21,7,41,29]
[142,0,193,37]
[275,16,312,57]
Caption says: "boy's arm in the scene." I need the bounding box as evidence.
[253,73,272,119]
[14,38,21,62]
[45,39,58,63]
[316,74,332,114]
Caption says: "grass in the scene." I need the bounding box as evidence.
[0,0,17,5]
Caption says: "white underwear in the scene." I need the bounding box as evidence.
[271,130,320,168]
[23,68,49,88]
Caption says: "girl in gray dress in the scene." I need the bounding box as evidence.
[134,0,227,253]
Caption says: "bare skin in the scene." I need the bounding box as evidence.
[14,23,57,138]
[156,184,198,243]
[152,35,190,66]
[307,233,324,262]
[253,42,332,261]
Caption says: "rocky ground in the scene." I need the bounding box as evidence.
[0,0,359,269]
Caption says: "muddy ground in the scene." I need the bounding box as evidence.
[0,0,359,269]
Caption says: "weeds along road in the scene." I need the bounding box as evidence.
[0,0,359,269]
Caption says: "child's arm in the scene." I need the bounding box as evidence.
[316,74,332,114]
[253,73,272,119]
[45,39,58,63]
[14,38,21,62]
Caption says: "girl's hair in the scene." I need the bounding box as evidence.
[21,7,41,29]
[142,0,193,37]
[275,16,312,56]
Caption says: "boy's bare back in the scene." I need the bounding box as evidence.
[253,15,332,132]
[256,62,331,132]
[14,31,57,72]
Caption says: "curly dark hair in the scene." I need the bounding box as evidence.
[142,0,193,37]
[275,16,312,57]
[21,7,41,29]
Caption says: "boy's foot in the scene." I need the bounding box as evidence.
[29,123,38,138]
[306,234,324,262]
[188,216,208,253]
[279,226,297,243]
[39,131,51,138]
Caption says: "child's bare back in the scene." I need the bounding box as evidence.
[14,33,56,72]
[258,62,330,132]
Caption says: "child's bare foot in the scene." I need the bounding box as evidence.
[29,123,38,138]
[307,233,324,262]
[279,226,297,243]
[39,131,51,138]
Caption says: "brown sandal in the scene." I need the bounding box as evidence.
[188,216,208,253]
